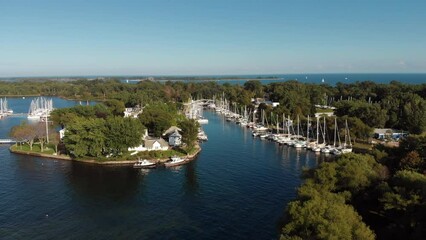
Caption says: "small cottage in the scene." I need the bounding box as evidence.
[144,138,169,151]
[163,126,183,147]
[168,130,182,147]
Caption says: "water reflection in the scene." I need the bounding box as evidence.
[68,162,141,201]
[183,159,199,196]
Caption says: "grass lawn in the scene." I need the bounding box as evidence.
[315,108,334,113]
[353,142,373,152]
[11,143,56,155]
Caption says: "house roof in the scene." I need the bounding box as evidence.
[144,137,169,149]
[169,130,182,138]
[374,128,393,134]
[163,126,182,136]
[374,128,405,134]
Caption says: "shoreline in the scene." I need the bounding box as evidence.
[9,144,201,167]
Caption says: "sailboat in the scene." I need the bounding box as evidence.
[312,116,322,152]
[341,119,353,153]
[320,116,332,153]
[330,117,342,155]
[0,98,13,118]
[28,97,53,120]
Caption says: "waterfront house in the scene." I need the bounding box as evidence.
[128,138,169,152]
[144,137,169,151]
[163,126,183,147]
[168,130,182,147]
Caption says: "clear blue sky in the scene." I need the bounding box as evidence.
[1,0,425,77]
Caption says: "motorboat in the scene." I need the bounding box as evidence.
[133,159,156,169]
[165,156,186,167]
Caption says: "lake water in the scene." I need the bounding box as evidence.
[123,73,426,85]
[0,99,327,239]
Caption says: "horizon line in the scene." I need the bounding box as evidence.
[1,72,426,79]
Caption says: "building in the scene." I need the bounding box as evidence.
[163,126,183,147]
[374,128,408,140]
[128,137,169,152]
[168,130,182,147]
[144,137,169,151]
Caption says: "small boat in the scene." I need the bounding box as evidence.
[164,156,186,167]
[133,159,156,169]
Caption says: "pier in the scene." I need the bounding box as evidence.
[0,139,16,144]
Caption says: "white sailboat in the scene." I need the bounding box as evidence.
[341,119,353,153]
[28,97,54,120]
[0,98,13,118]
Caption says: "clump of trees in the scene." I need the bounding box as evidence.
[10,122,59,153]
[62,116,144,158]
[281,153,381,240]
[282,135,426,239]
[50,101,199,159]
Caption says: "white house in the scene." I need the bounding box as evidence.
[128,136,169,153]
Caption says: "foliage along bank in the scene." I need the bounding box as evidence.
[281,135,426,240]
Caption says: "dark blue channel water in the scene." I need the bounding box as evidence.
[0,101,327,239]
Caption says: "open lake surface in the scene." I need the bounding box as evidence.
[0,98,327,239]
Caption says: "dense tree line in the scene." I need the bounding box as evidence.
[281,135,426,240]
[2,78,425,134]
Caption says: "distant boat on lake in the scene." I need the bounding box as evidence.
[0,98,13,119]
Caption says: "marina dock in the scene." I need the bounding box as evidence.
[0,139,16,144]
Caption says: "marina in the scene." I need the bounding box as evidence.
[0,103,323,239]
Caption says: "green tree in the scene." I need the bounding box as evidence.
[62,117,106,158]
[178,118,199,150]
[103,116,144,156]
[400,93,426,134]
[104,99,126,116]
[243,80,263,98]
[282,189,375,240]
[10,122,37,150]
[139,103,177,137]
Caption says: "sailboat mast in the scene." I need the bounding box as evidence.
[323,116,326,144]
[307,115,310,143]
[297,115,300,137]
[316,116,319,145]
[287,115,290,136]
[334,117,337,147]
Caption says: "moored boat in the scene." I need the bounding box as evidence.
[164,156,187,167]
[133,159,156,168]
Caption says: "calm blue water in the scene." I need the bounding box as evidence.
[0,100,328,239]
[123,73,426,85]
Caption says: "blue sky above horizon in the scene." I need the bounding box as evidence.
[1,0,425,77]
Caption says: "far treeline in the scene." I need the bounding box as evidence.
[1,78,425,134]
